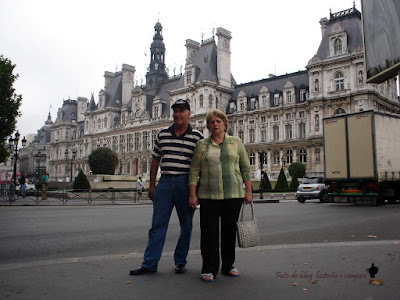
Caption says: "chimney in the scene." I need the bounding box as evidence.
[319,17,329,38]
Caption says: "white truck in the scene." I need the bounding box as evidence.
[323,111,400,205]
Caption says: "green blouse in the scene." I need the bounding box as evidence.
[189,135,251,200]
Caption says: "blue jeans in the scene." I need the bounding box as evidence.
[142,175,194,271]
[20,184,26,197]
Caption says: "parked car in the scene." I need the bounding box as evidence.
[15,183,36,191]
[296,177,329,203]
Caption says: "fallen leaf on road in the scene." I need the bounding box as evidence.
[302,288,307,291]
[369,279,383,285]
[351,235,355,238]
[125,281,132,284]
[304,262,309,265]
[293,283,298,286]
[392,242,399,245]
[367,235,377,238]
[311,280,318,284]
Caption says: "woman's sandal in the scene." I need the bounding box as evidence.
[222,268,240,277]
[201,273,214,282]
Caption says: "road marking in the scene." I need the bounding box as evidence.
[0,240,398,271]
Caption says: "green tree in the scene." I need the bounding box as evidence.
[275,168,289,190]
[73,170,91,190]
[88,147,118,175]
[0,55,22,162]
[288,162,306,178]
[261,172,272,190]
[289,173,300,190]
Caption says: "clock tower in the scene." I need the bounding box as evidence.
[145,21,168,89]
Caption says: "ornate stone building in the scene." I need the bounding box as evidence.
[39,6,398,182]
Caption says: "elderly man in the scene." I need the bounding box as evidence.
[130,99,203,275]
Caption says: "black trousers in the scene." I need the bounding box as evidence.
[199,198,243,275]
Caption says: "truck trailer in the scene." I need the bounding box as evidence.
[323,111,400,205]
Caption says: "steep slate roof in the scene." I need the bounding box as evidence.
[88,94,98,111]
[153,76,183,116]
[33,113,53,143]
[315,8,363,60]
[192,40,218,83]
[232,70,309,99]
[58,100,78,123]
[104,73,122,108]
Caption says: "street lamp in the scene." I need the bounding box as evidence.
[8,131,27,185]
[34,150,45,180]
[65,149,77,181]
[259,151,266,200]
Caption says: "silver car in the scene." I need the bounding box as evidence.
[296,177,329,203]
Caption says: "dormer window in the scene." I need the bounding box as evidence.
[300,89,307,101]
[334,38,343,55]
[273,94,280,106]
[286,91,292,103]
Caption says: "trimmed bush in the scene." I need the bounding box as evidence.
[290,173,300,190]
[73,170,91,190]
[288,162,306,178]
[275,168,289,190]
[260,172,272,190]
[88,147,118,175]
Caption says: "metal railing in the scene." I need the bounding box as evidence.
[0,185,149,205]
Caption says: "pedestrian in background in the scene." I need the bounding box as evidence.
[189,108,252,282]
[136,176,145,200]
[130,99,203,276]
[19,173,27,198]
[41,171,49,200]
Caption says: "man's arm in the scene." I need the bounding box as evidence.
[148,156,161,200]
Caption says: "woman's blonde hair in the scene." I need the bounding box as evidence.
[206,109,228,132]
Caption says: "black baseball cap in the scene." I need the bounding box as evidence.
[171,99,190,111]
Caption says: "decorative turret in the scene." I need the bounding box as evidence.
[145,21,168,89]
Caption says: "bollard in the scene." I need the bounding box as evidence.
[270,194,274,199]
[283,194,286,199]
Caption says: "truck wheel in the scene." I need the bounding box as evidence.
[319,192,328,203]
[297,198,306,203]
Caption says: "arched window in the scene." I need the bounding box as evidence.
[299,149,307,163]
[334,72,345,91]
[104,117,107,128]
[208,94,213,107]
[249,152,255,165]
[333,108,346,115]
[199,94,204,108]
[334,38,342,55]
[273,150,280,165]
[97,118,101,129]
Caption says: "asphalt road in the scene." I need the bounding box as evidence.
[1,201,400,265]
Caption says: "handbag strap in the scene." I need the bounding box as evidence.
[239,201,255,222]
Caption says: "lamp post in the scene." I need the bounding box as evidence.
[34,150,44,181]
[8,131,27,199]
[65,149,76,182]
[281,157,287,175]
[259,151,265,200]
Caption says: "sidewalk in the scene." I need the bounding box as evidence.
[0,240,398,299]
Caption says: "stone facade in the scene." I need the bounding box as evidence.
[25,6,399,183]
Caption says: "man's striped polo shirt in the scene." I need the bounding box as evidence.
[152,124,203,175]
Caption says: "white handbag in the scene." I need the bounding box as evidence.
[236,201,260,248]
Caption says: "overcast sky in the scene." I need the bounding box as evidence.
[1,0,361,141]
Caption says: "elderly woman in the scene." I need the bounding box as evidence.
[189,109,252,282]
